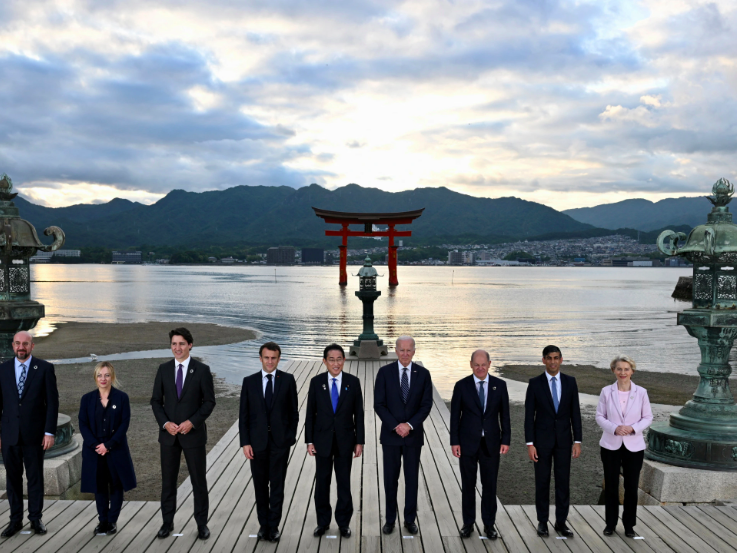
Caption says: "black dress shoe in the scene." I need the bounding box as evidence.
[382,523,395,534]
[459,524,473,538]
[257,526,269,540]
[107,523,117,535]
[30,520,47,535]
[603,526,614,536]
[404,521,418,534]
[484,525,498,539]
[157,523,174,538]
[536,521,549,537]
[624,527,636,538]
[340,526,351,538]
[268,528,281,542]
[313,525,329,537]
[554,522,573,538]
[1,521,23,538]
[197,525,210,540]
[94,521,109,535]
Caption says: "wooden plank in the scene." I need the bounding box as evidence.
[588,506,665,553]
[643,505,721,553]
[279,453,316,553]
[696,505,737,532]
[521,505,570,553]
[663,506,735,553]
[56,501,144,553]
[572,506,653,553]
[715,505,736,522]
[543,505,593,553]
[415,509,445,553]
[97,501,160,553]
[205,478,255,553]
[27,501,98,553]
[0,500,70,552]
[564,506,626,553]
[633,506,696,553]
[502,505,548,553]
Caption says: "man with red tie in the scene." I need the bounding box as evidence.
[151,328,216,541]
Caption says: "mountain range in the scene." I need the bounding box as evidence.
[14,183,734,249]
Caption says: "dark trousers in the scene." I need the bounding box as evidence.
[314,436,353,528]
[534,446,571,524]
[1,435,45,522]
[250,438,290,530]
[95,455,123,523]
[160,440,208,526]
[601,445,644,529]
[460,439,500,526]
[382,445,422,524]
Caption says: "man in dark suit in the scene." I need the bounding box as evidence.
[374,336,432,535]
[450,349,510,540]
[305,344,364,538]
[525,345,582,538]
[151,327,216,540]
[0,331,58,537]
[239,342,299,543]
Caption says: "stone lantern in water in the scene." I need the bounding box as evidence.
[649,178,736,470]
[349,257,388,358]
[0,174,76,460]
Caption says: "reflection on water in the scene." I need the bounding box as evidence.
[31,265,735,397]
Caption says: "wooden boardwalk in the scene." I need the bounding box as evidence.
[0,359,735,553]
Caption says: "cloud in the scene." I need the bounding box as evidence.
[0,0,735,209]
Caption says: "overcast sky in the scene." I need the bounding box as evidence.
[0,0,735,210]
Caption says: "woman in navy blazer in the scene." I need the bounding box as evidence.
[595,355,652,539]
[78,362,137,536]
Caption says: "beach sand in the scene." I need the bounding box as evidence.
[33,321,257,359]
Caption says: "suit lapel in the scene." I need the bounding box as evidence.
[484,377,496,415]
[610,383,624,422]
[467,377,483,414]
[19,357,38,399]
[335,373,351,412]
[406,363,419,400]
[541,373,556,414]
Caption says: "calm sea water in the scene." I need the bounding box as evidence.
[29,264,735,397]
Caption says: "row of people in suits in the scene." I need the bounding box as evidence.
[0,329,652,544]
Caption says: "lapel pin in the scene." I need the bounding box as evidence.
[493,386,496,390]
[190,369,194,374]
[112,405,117,409]
[322,384,327,390]
[33,365,38,370]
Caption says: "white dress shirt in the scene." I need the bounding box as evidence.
[175,356,191,387]
[328,371,343,396]
[262,369,278,396]
[474,374,489,435]
[526,371,580,445]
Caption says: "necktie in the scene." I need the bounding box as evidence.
[331,377,339,413]
[551,377,559,413]
[401,367,409,404]
[176,364,183,399]
[17,364,27,396]
[478,381,486,411]
[265,373,274,410]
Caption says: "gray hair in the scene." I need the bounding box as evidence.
[610,355,636,372]
[395,336,416,349]
[470,349,490,362]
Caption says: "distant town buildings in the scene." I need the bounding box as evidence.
[448,250,463,265]
[267,246,296,265]
[112,251,142,264]
[30,249,81,263]
[301,248,324,265]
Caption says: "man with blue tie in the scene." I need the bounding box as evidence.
[450,350,510,539]
[374,336,433,535]
[305,344,364,538]
[524,345,582,538]
[0,331,58,538]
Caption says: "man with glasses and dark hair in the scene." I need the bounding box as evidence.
[525,345,582,538]
[239,342,299,542]
[374,335,433,536]
[0,331,58,538]
[151,327,216,541]
[306,344,364,538]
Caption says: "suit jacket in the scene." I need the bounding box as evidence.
[305,372,364,457]
[78,387,137,492]
[374,361,433,447]
[596,382,653,452]
[239,369,299,452]
[524,372,582,450]
[450,374,511,454]
[0,356,58,446]
[150,358,216,448]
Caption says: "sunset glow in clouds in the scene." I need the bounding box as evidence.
[0,0,736,210]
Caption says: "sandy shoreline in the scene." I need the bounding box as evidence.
[33,321,257,359]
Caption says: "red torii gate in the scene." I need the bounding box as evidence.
[312,207,424,286]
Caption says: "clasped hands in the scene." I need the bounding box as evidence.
[164,420,194,436]
[615,425,634,436]
[394,422,412,437]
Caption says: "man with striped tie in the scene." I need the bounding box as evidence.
[151,328,216,541]
[374,336,433,536]
[305,344,364,538]
[0,331,58,538]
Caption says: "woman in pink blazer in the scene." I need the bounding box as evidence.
[595,355,653,539]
